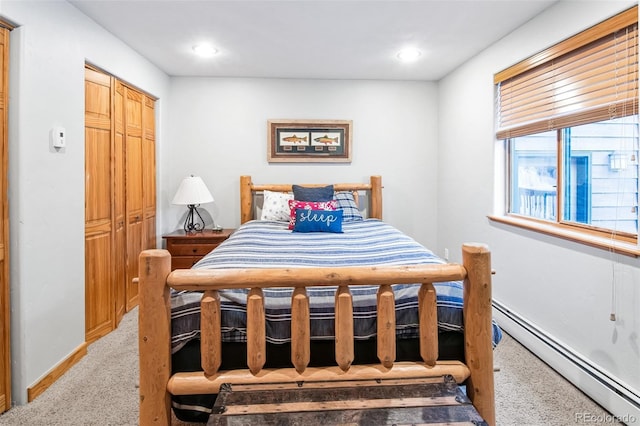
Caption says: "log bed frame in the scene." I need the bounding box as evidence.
[138,175,495,425]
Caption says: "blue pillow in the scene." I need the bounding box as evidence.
[334,191,364,222]
[292,184,334,201]
[293,209,343,233]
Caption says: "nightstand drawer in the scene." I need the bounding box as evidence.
[168,243,220,256]
[162,229,235,272]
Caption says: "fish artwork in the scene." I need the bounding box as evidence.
[313,135,339,145]
[282,135,307,144]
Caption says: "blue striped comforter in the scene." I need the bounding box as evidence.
[170,219,501,353]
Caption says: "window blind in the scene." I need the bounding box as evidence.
[495,6,638,140]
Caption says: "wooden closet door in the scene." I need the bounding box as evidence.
[0,26,10,415]
[84,70,155,333]
[84,67,114,343]
[142,95,156,250]
[113,81,126,325]
[124,87,143,311]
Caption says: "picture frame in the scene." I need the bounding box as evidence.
[267,119,352,163]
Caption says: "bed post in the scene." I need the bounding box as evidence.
[240,175,253,224]
[369,175,382,219]
[139,249,172,426]
[462,243,495,426]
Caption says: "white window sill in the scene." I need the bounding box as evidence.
[488,215,640,257]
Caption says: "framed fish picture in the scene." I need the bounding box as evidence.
[267,119,352,163]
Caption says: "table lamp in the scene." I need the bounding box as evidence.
[172,175,219,232]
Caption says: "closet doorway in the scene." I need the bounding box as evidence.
[84,65,156,343]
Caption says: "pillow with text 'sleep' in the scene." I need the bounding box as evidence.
[293,209,343,233]
[288,199,337,229]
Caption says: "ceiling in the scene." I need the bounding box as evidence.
[69,0,557,81]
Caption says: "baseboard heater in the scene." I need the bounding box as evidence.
[492,300,640,411]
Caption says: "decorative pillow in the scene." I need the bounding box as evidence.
[292,184,334,202]
[288,199,337,229]
[260,190,294,222]
[334,191,364,222]
[293,209,343,233]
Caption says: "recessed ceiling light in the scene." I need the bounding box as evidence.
[192,43,218,58]
[397,48,422,62]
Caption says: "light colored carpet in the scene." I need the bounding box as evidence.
[0,307,618,425]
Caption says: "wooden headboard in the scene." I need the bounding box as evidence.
[239,175,383,224]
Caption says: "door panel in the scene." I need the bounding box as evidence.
[85,232,113,342]
[114,81,126,325]
[124,87,144,309]
[142,96,156,250]
[85,128,111,223]
[84,68,114,343]
[125,220,142,311]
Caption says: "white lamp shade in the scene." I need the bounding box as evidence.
[172,175,214,205]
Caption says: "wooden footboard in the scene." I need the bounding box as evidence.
[138,244,495,425]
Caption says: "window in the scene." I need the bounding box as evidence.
[494,6,640,255]
[509,131,557,221]
[509,117,638,234]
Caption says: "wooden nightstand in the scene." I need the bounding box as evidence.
[162,228,235,270]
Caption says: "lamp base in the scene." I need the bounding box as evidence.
[184,204,206,233]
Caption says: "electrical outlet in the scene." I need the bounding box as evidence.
[444,248,449,260]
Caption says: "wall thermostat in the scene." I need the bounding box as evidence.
[51,127,66,149]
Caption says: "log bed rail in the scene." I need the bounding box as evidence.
[138,176,495,425]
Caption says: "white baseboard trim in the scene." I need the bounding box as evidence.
[492,300,640,425]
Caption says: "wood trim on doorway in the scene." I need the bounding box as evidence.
[0,25,11,414]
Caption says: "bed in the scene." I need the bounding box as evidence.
[139,175,499,425]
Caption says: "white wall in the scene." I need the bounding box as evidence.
[0,0,169,404]
[163,77,440,247]
[438,0,640,421]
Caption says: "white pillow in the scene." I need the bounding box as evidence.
[260,190,294,222]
